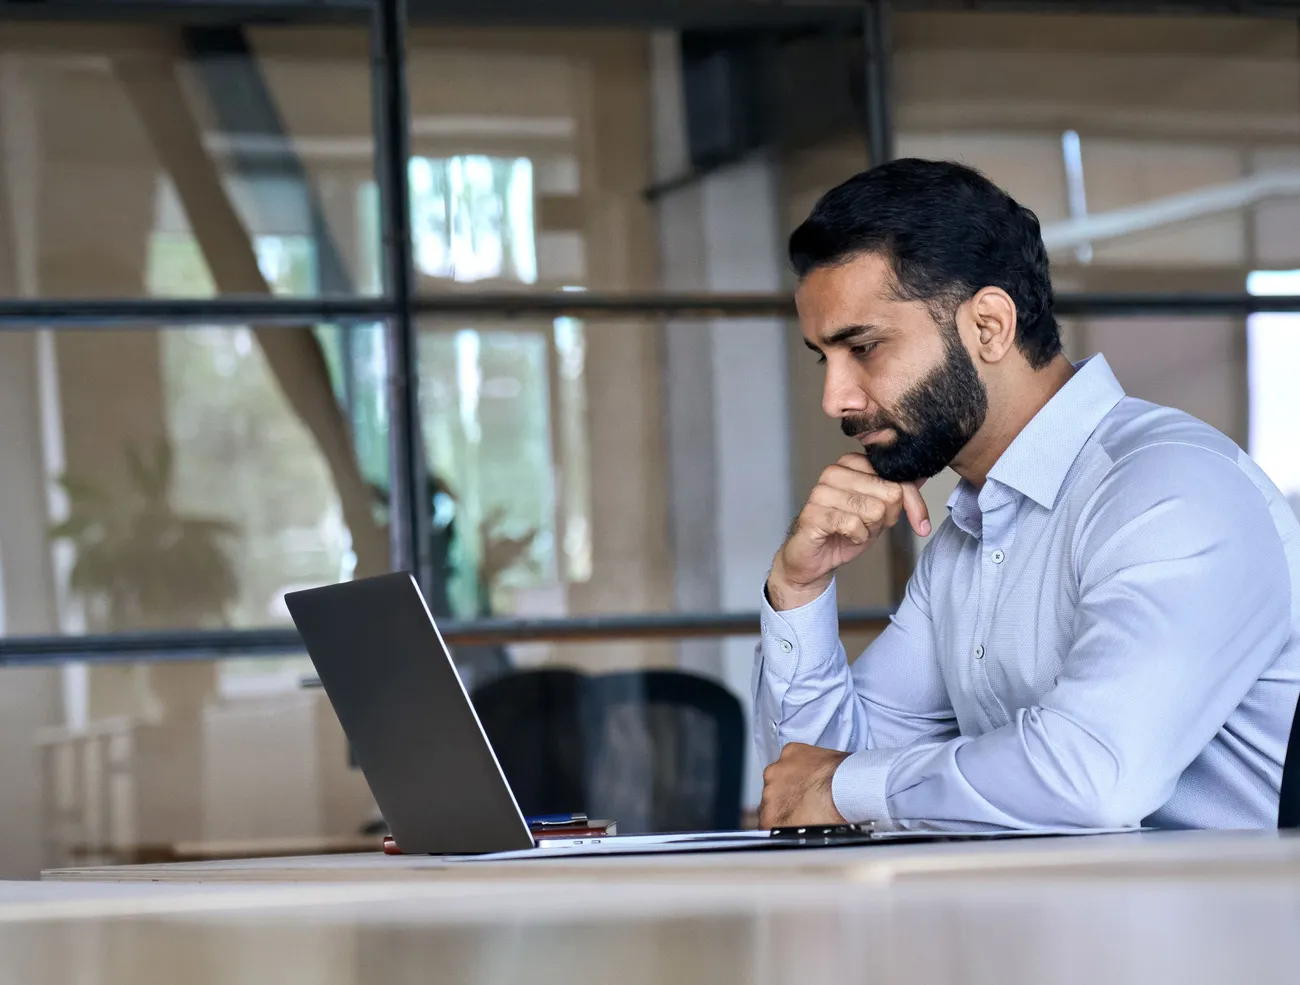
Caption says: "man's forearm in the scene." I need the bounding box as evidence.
[754,578,870,760]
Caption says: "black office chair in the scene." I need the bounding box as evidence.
[470,668,590,819]
[470,668,745,834]
[1278,689,1300,829]
[585,670,745,833]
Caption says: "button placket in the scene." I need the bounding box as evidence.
[969,496,1017,725]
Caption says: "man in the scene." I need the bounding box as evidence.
[755,159,1300,831]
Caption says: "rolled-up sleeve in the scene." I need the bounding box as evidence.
[837,444,1292,830]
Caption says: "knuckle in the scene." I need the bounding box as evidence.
[846,493,881,520]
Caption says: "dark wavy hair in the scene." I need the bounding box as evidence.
[789,158,1061,369]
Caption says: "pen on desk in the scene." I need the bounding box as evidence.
[526,813,588,828]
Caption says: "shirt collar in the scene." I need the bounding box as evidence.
[947,354,1126,516]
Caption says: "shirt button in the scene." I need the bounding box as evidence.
[974,644,985,660]
[990,550,1005,564]
[769,721,779,738]
[778,639,793,654]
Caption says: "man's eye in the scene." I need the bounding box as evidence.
[815,353,827,366]
[851,342,877,359]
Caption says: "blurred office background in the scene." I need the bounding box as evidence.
[0,0,1298,876]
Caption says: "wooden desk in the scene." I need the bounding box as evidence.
[61,835,384,866]
[11,831,1300,985]
[43,829,1300,884]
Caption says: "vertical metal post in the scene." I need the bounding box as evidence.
[372,0,430,586]
[862,0,894,166]
[862,0,913,605]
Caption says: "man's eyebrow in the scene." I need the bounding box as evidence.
[806,324,882,352]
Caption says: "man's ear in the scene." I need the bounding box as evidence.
[967,287,1017,364]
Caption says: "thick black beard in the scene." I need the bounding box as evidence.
[840,328,989,483]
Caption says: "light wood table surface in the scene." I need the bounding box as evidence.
[6,831,1300,985]
[41,828,1300,885]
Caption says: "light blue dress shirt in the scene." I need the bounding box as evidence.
[754,355,1300,829]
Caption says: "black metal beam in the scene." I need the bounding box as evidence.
[1052,293,1300,317]
[861,0,914,607]
[372,0,431,589]
[5,0,1300,26]
[862,0,894,167]
[0,297,390,326]
[5,292,1300,327]
[0,607,894,666]
[0,0,372,23]
[891,1,1300,15]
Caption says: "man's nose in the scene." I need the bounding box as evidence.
[822,362,869,419]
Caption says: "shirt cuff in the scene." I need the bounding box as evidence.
[832,747,905,825]
[759,577,840,683]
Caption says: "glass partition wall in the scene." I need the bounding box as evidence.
[0,0,1296,873]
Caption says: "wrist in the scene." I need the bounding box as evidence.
[765,560,832,612]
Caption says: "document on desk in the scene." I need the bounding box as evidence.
[439,826,1139,862]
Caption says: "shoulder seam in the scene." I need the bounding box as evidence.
[1071,439,1262,573]
[1103,437,1240,475]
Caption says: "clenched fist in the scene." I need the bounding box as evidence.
[758,742,851,829]
[767,454,930,611]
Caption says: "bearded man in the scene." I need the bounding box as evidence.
[755,159,1300,831]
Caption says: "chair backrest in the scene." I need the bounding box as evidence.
[470,668,589,819]
[585,671,745,833]
[470,669,745,833]
[1279,689,1300,829]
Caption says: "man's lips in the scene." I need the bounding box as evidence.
[853,428,895,447]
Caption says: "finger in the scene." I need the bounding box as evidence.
[819,469,905,522]
[808,485,888,527]
[879,491,904,530]
[820,464,906,504]
[900,483,932,537]
[801,504,871,546]
[835,454,931,533]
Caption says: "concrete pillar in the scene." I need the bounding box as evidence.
[0,331,66,877]
[0,54,66,878]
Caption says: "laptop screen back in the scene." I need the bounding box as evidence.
[285,573,534,854]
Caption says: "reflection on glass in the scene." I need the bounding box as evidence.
[162,327,356,627]
[0,27,376,300]
[409,156,537,285]
[894,13,1300,280]
[553,317,592,583]
[1247,270,1300,522]
[420,328,557,617]
[417,311,594,620]
[147,181,321,298]
[25,325,387,643]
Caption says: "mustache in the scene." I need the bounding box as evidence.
[840,414,900,439]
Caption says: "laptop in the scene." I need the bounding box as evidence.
[286,573,1134,860]
[285,572,781,857]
